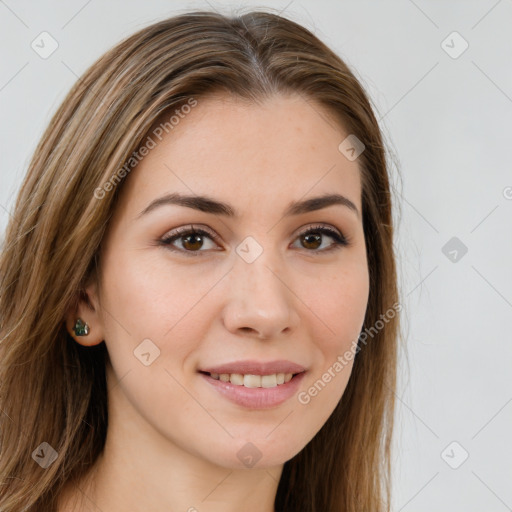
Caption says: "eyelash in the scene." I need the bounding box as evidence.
[159,224,350,257]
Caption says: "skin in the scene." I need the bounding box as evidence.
[60,92,369,512]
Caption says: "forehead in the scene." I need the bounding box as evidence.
[116,93,363,220]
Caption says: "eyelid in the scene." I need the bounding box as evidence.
[162,224,221,244]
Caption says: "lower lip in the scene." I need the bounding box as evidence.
[199,372,306,409]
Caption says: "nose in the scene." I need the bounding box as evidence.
[221,252,300,340]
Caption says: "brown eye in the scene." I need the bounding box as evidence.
[160,224,349,257]
[180,232,205,251]
[160,225,220,256]
[301,232,322,250]
[293,225,349,253]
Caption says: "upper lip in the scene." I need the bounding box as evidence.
[199,360,307,376]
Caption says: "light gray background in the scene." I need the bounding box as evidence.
[1,1,511,510]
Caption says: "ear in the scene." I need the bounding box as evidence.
[64,280,105,347]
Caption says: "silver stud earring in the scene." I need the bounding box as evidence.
[73,318,90,336]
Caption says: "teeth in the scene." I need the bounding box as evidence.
[208,372,294,387]
[230,373,244,386]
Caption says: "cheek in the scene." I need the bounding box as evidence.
[298,263,368,410]
[333,279,369,344]
[305,262,369,348]
[99,250,224,378]
[100,250,201,336]
[297,280,367,438]
[98,254,209,432]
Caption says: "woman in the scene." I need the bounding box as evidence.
[0,9,401,511]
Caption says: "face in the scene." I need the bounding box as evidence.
[71,92,369,470]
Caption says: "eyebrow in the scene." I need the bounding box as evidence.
[137,192,360,220]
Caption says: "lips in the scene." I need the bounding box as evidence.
[198,359,307,376]
[199,370,306,409]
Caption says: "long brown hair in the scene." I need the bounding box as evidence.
[0,9,402,511]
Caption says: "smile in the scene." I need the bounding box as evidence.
[199,371,306,409]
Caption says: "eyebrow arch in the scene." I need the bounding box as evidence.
[137,192,360,220]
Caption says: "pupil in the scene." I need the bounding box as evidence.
[303,233,321,249]
[184,234,202,250]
